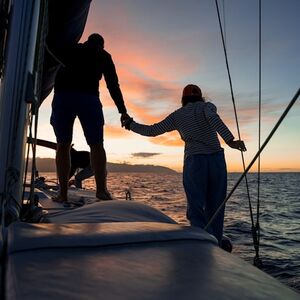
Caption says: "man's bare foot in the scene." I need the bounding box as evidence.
[52,195,70,207]
[96,190,113,200]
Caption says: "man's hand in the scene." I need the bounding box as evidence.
[124,117,133,130]
[120,113,131,127]
[227,139,247,151]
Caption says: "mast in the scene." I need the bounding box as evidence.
[0,0,41,224]
[0,0,92,225]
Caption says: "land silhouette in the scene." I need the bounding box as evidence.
[30,157,177,174]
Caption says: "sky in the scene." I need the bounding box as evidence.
[37,0,300,172]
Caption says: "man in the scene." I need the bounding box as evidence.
[51,33,129,203]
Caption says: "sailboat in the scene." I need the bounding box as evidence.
[0,1,299,299]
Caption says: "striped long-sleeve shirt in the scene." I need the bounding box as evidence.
[130,101,234,160]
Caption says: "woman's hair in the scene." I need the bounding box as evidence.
[182,95,205,106]
[181,84,205,106]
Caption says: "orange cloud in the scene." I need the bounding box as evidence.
[104,125,131,138]
[104,117,184,148]
[148,132,184,147]
[79,2,297,155]
[83,2,199,101]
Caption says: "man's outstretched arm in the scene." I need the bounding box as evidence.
[103,52,127,114]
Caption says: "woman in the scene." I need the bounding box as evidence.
[123,84,246,245]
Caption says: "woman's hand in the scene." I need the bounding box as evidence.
[123,117,134,130]
[120,113,131,127]
[227,139,247,151]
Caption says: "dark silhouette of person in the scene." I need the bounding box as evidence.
[30,138,94,188]
[50,33,129,203]
[68,147,93,188]
[123,84,246,245]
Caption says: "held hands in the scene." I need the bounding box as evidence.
[227,139,247,151]
[120,113,131,127]
[120,113,133,130]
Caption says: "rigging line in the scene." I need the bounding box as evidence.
[215,0,240,139]
[205,88,300,230]
[22,112,33,205]
[27,121,38,204]
[222,0,226,46]
[25,0,48,211]
[14,0,34,214]
[21,0,48,222]
[22,107,38,213]
[214,0,258,255]
[44,44,65,68]
[255,0,262,263]
[29,109,39,209]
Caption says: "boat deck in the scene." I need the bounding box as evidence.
[3,187,299,299]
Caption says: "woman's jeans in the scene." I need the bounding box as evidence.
[183,151,227,244]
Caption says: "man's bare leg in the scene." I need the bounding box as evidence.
[90,144,112,200]
[55,143,71,202]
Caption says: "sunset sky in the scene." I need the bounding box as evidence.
[37,0,300,172]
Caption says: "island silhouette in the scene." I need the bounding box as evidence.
[29,157,177,174]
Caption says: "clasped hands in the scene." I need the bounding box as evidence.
[120,113,133,129]
[120,114,247,152]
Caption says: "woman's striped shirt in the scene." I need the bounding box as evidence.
[130,101,234,160]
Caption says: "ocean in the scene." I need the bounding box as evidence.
[43,172,300,292]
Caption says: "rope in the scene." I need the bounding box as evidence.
[205,88,300,230]
[44,44,65,67]
[254,0,262,266]
[214,0,259,262]
[0,168,21,226]
[222,0,226,46]
[4,167,22,224]
[22,113,33,204]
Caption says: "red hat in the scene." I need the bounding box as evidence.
[182,84,202,97]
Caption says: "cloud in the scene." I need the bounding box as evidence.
[72,2,299,153]
[150,132,184,147]
[131,152,161,158]
[83,1,200,114]
[104,125,131,138]
[84,10,197,82]
[104,118,184,148]
[101,72,181,114]
[210,89,293,132]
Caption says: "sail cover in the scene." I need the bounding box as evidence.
[41,0,92,101]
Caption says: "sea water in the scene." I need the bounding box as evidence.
[43,172,300,292]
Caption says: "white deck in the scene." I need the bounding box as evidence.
[4,188,299,299]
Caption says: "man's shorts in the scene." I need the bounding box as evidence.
[50,91,104,145]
